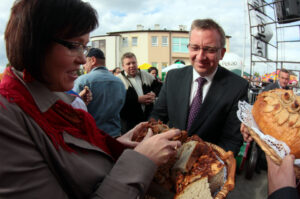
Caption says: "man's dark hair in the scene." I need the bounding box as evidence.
[279,68,290,76]
[190,18,226,48]
[121,52,136,64]
[5,0,98,81]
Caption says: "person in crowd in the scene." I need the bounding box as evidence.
[148,66,163,93]
[148,67,159,79]
[112,67,122,76]
[151,18,249,155]
[65,88,90,111]
[174,59,185,65]
[74,48,126,137]
[117,52,161,134]
[0,0,182,198]
[264,69,290,91]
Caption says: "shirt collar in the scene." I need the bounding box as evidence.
[13,68,75,113]
[124,69,141,78]
[91,66,107,72]
[192,65,218,83]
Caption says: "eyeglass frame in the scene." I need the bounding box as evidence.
[53,38,90,56]
[187,44,222,54]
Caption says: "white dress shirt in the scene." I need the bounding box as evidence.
[189,67,218,105]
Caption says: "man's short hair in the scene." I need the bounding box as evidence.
[279,68,290,76]
[189,18,226,48]
[87,48,105,59]
[121,52,136,64]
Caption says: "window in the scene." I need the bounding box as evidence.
[132,37,138,46]
[162,36,168,46]
[162,62,168,69]
[151,62,157,67]
[152,36,158,46]
[122,37,128,47]
[92,40,100,48]
[172,37,189,53]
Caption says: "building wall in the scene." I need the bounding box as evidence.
[148,32,170,73]
[91,35,121,71]
[119,32,149,67]
[91,31,231,74]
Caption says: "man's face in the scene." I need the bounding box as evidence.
[122,56,138,77]
[188,29,226,76]
[278,71,290,88]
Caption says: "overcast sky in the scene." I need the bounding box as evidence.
[0,0,299,76]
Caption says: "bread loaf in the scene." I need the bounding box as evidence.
[174,136,225,198]
[252,89,300,158]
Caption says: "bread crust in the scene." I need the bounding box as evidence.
[252,89,300,158]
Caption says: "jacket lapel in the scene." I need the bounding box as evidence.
[180,67,193,129]
[188,66,227,135]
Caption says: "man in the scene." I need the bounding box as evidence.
[117,52,161,133]
[151,19,248,155]
[263,69,290,91]
[74,48,126,137]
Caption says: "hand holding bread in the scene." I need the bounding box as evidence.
[134,128,182,166]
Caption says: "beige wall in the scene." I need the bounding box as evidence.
[91,31,231,75]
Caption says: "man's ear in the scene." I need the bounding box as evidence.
[220,48,226,60]
[91,56,97,65]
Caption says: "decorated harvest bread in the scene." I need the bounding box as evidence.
[252,89,300,158]
[134,120,236,199]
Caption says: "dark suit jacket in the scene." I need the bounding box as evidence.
[268,187,299,199]
[263,81,289,91]
[151,65,249,155]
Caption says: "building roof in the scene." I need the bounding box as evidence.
[91,29,231,38]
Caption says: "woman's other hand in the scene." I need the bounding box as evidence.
[134,129,182,166]
[116,122,148,148]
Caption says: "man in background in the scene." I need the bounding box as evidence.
[117,52,161,133]
[74,48,126,137]
[264,69,290,91]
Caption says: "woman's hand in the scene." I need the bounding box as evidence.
[116,122,148,148]
[240,123,253,143]
[134,129,182,166]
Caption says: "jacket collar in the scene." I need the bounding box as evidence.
[13,68,75,113]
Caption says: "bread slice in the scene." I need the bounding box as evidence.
[174,176,213,199]
[173,140,202,173]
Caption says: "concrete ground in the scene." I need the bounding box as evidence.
[227,169,268,199]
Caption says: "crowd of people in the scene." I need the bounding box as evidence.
[0,0,298,198]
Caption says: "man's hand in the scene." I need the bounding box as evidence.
[79,86,93,105]
[240,123,253,143]
[138,92,156,105]
[267,154,296,195]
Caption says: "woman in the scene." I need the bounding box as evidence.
[0,0,181,198]
[148,66,163,94]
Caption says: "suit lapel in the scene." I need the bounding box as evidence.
[189,66,227,135]
[174,66,193,129]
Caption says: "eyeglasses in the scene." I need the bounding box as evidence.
[53,38,90,56]
[187,44,221,54]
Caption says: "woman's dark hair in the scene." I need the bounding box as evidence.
[5,0,98,81]
[148,67,158,74]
